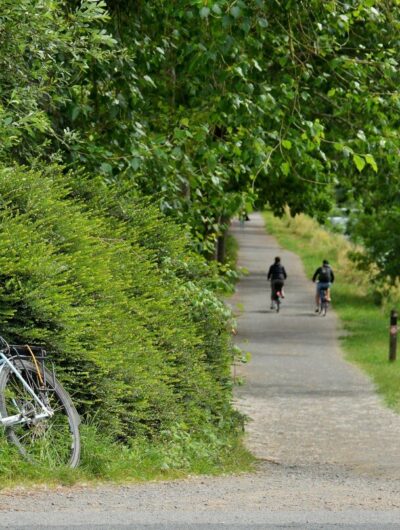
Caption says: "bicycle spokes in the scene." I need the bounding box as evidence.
[0,362,80,468]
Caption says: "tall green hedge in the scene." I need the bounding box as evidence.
[0,164,241,440]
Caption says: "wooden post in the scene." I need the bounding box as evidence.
[389,309,398,362]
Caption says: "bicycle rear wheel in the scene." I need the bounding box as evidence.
[319,299,328,316]
[318,289,328,316]
[0,360,80,468]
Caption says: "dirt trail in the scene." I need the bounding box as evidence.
[1,213,400,528]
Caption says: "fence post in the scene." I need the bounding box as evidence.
[389,309,398,362]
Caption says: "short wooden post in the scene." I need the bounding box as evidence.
[389,309,398,362]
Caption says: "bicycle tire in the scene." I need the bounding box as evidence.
[318,289,328,317]
[0,360,80,468]
[319,299,328,316]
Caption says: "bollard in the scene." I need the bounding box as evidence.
[389,309,398,362]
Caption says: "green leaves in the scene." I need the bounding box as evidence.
[230,6,241,19]
[5,0,395,259]
[199,7,210,18]
[353,154,378,173]
[212,4,222,15]
[353,154,366,172]
[281,162,290,176]
[365,153,378,173]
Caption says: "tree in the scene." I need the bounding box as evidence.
[96,0,400,261]
[2,0,400,267]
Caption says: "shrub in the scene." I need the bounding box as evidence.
[0,164,241,443]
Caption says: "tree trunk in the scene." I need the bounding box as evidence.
[216,231,227,263]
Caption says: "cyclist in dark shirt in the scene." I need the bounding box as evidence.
[267,256,287,309]
[312,259,335,311]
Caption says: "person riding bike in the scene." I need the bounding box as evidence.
[267,256,287,309]
[312,259,335,312]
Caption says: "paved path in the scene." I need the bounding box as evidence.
[1,213,400,529]
[233,213,400,477]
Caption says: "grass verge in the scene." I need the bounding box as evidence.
[0,424,254,490]
[263,211,400,413]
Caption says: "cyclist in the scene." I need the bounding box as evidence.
[267,256,287,309]
[312,259,335,312]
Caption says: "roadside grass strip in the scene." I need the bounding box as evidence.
[0,427,254,490]
[263,211,400,413]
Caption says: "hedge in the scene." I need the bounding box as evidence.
[0,164,241,442]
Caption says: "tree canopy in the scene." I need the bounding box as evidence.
[3,0,398,270]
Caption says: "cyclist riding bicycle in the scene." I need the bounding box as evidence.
[312,259,335,312]
[267,256,287,310]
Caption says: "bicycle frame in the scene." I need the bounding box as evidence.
[0,350,53,427]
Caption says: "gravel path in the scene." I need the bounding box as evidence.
[1,212,400,529]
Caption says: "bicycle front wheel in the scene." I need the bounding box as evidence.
[0,360,80,468]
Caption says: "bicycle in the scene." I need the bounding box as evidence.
[270,280,284,313]
[0,336,80,468]
[318,287,329,316]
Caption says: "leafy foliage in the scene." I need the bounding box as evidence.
[0,165,241,441]
[3,0,400,265]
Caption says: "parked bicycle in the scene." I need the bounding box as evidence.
[0,336,80,468]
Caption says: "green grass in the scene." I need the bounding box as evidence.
[0,424,254,491]
[264,211,400,412]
